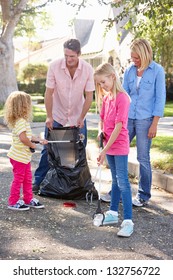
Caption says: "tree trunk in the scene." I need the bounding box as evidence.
[0,0,29,105]
[0,38,18,104]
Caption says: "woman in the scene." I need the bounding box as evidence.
[123,38,166,207]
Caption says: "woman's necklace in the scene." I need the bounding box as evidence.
[137,68,144,77]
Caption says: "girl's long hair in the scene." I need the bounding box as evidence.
[94,63,130,110]
[4,91,33,128]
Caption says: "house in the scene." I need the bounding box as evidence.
[14,36,69,76]
[14,4,133,76]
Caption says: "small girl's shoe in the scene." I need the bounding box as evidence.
[117,220,134,237]
[26,198,44,209]
[8,199,30,211]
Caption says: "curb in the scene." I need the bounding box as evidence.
[86,140,173,195]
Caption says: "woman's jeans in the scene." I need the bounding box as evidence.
[106,154,132,220]
[34,120,87,186]
[128,118,153,201]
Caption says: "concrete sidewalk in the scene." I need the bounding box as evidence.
[86,113,173,195]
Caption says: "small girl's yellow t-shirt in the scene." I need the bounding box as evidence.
[7,118,32,164]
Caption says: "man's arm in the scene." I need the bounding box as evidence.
[77,91,93,128]
[44,87,54,129]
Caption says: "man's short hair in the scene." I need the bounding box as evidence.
[63,39,81,54]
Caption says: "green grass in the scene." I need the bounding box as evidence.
[131,136,173,173]
[0,99,172,117]
[151,136,173,173]
[164,101,173,117]
[87,129,98,140]
[89,100,98,113]
[31,95,44,103]
[1,97,173,173]
[87,129,173,174]
[32,106,46,122]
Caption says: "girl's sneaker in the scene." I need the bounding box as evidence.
[117,220,134,237]
[102,211,118,225]
[27,198,44,209]
[100,193,111,202]
[8,200,30,211]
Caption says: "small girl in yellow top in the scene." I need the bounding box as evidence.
[4,91,48,211]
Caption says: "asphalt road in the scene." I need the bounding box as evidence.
[0,123,173,263]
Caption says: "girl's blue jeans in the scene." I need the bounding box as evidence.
[34,119,87,186]
[106,154,132,220]
[128,118,153,201]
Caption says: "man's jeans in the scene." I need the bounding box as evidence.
[34,120,87,186]
[106,154,132,220]
[128,118,153,201]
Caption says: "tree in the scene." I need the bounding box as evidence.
[0,0,172,104]
[21,63,48,83]
[0,0,52,104]
[107,1,173,69]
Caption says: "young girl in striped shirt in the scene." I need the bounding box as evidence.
[4,91,47,210]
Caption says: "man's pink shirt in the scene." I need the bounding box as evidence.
[46,58,95,126]
[100,92,130,155]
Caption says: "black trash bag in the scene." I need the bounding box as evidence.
[39,127,98,200]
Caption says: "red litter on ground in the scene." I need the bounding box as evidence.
[63,202,76,208]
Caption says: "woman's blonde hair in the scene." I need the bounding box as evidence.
[94,62,130,110]
[130,38,153,71]
[4,91,32,128]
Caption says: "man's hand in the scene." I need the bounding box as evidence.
[77,117,84,128]
[46,117,54,130]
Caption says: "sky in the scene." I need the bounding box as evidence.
[38,0,111,40]
[14,0,111,61]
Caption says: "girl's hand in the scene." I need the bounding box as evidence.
[31,136,48,145]
[31,143,36,149]
[31,136,41,142]
[97,149,106,166]
[97,131,105,141]
[40,139,48,145]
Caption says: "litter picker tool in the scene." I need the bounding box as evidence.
[93,132,105,227]
[29,134,85,153]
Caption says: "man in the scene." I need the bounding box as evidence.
[33,38,95,194]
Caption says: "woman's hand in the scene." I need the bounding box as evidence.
[148,123,157,139]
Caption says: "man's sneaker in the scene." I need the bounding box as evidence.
[8,200,30,211]
[26,198,44,209]
[102,211,118,225]
[132,197,148,207]
[32,184,40,194]
[100,193,111,202]
[117,220,134,237]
